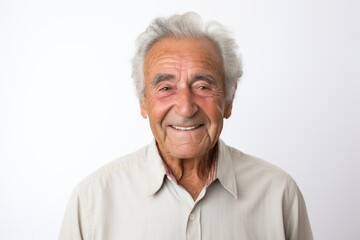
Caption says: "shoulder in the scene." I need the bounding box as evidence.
[228,144,289,175]
[74,145,150,196]
[223,143,298,191]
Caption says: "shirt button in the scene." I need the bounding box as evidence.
[189,213,195,220]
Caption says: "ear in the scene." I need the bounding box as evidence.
[139,100,148,119]
[224,101,233,119]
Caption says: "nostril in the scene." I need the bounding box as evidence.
[175,89,198,117]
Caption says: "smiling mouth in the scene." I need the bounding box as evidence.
[171,125,203,131]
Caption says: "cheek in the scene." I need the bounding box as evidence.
[146,98,174,123]
[201,98,226,120]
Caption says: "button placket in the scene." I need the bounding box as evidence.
[186,205,202,240]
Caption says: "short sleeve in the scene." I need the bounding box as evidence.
[283,177,313,240]
[58,187,91,240]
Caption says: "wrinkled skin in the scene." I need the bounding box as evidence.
[140,37,233,198]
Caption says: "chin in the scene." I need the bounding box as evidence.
[169,146,207,160]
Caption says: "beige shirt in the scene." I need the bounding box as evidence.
[59,139,313,240]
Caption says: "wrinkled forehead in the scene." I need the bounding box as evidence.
[143,36,224,78]
[146,36,222,59]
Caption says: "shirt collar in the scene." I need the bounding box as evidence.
[145,139,238,199]
[146,140,167,196]
[216,139,239,199]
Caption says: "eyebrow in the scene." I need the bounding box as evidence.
[192,73,217,85]
[152,73,218,86]
[152,73,176,85]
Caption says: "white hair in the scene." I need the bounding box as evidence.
[131,12,243,102]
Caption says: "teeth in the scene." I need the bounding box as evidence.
[172,125,199,131]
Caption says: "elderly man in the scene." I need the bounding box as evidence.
[59,12,313,240]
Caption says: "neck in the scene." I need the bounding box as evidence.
[160,148,217,200]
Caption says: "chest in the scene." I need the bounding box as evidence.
[89,181,286,240]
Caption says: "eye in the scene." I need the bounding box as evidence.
[198,85,209,90]
[194,82,212,91]
[193,83,213,97]
[159,86,171,91]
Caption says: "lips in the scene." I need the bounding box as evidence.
[170,125,202,131]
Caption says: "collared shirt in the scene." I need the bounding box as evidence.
[161,147,218,188]
[59,139,313,240]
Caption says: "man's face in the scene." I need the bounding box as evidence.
[140,37,232,161]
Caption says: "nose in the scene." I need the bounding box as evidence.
[175,87,198,118]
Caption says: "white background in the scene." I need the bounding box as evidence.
[1,0,359,239]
